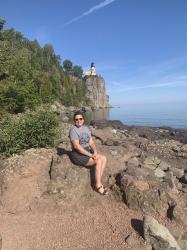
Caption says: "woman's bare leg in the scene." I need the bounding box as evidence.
[99,154,107,180]
[86,157,103,191]
[86,155,107,193]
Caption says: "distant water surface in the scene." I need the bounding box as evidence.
[84,103,187,130]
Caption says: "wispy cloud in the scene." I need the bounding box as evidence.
[63,0,116,26]
[107,55,187,93]
[109,76,187,94]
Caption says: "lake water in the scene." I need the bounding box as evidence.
[84,103,187,130]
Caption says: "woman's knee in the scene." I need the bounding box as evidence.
[86,158,96,166]
[98,154,107,164]
[100,155,107,162]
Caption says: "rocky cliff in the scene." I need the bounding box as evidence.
[84,76,109,108]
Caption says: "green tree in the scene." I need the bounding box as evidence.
[0,19,6,30]
[72,65,83,78]
[63,59,73,73]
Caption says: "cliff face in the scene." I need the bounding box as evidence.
[84,76,109,108]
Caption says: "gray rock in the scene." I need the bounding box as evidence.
[170,228,184,241]
[180,174,187,184]
[144,156,161,170]
[105,138,120,146]
[155,167,166,178]
[144,215,181,250]
[159,161,171,171]
[60,114,69,122]
[119,167,169,215]
[165,172,179,193]
[81,106,91,112]
[170,167,184,179]
[127,157,140,167]
[177,152,187,158]
[172,145,181,153]
[181,184,187,193]
[110,150,118,156]
[84,76,109,108]
[125,166,156,181]
[181,144,187,152]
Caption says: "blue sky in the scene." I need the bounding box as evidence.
[1,0,187,106]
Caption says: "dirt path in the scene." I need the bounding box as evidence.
[0,189,145,250]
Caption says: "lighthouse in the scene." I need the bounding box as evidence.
[84,63,97,77]
[90,62,96,76]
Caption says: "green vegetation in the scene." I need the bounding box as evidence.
[0,19,86,114]
[0,19,88,155]
[63,59,73,73]
[0,110,58,156]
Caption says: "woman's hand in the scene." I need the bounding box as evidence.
[91,151,98,160]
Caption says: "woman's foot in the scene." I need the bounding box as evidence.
[95,185,108,195]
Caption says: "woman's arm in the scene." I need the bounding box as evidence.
[72,140,93,157]
[89,138,98,159]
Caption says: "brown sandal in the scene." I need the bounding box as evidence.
[95,185,108,195]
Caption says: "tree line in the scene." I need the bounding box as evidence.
[0,19,86,115]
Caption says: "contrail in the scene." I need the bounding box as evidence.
[63,0,116,26]
[111,78,187,92]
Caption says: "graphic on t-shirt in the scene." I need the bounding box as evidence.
[79,132,90,147]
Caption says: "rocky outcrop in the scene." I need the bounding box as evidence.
[117,166,175,217]
[90,122,187,228]
[84,76,109,108]
[144,216,181,250]
[0,148,55,213]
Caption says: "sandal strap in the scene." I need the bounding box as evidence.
[95,185,108,195]
[96,185,103,191]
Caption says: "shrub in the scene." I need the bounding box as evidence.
[0,84,25,113]
[0,110,59,156]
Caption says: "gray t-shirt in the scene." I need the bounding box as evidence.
[69,125,91,148]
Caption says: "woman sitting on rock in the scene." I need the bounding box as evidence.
[69,110,108,195]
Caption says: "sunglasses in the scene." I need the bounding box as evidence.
[75,118,83,121]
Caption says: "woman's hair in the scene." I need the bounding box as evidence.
[74,110,84,120]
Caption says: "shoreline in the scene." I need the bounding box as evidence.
[84,106,187,131]
[52,103,187,139]
[89,119,187,144]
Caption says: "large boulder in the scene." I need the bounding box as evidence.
[117,166,171,215]
[48,153,91,203]
[144,216,181,250]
